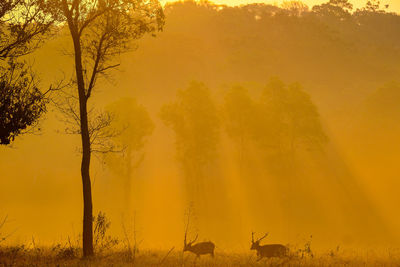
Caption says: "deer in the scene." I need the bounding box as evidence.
[251,232,288,261]
[183,233,215,258]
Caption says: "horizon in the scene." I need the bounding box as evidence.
[161,0,400,13]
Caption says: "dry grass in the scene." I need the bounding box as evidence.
[1,246,400,266]
[2,215,399,266]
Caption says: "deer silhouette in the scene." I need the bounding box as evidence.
[251,232,288,260]
[183,233,215,258]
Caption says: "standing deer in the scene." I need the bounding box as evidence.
[183,233,215,258]
[251,232,288,260]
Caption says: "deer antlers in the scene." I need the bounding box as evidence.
[190,234,198,245]
[184,232,198,246]
[252,232,269,243]
[183,206,198,246]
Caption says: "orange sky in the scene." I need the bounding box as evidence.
[162,0,400,12]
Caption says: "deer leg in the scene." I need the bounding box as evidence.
[193,255,198,266]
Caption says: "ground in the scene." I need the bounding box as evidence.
[1,247,400,266]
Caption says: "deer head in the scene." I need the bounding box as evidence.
[184,233,198,252]
[251,232,268,250]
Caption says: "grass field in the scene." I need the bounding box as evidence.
[1,246,400,266]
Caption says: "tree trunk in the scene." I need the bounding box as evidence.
[68,26,94,257]
[80,100,93,257]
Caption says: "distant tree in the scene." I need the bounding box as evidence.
[103,98,154,210]
[223,85,256,166]
[240,3,281,18]
[40,0,164,256]
[0,0,53,145]
[281,1,309,17]
[254,77,327,161]
[312,0,353,19]
[364,0,381,12]
[160,81,219,194]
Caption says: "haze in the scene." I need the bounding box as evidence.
[1,0,400,260]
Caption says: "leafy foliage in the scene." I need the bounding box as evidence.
[0,0,52,145]
[160,81,220,178]
[223,85,256,163]
[224,85,256,142]
[41,0,165,101]
[93,212,119,254]
[105,97,154,165]
[0,61,46,145]
[103,98,154,205]
[0,0,53,59]
[312,0,353,19]
[255,77,327,154]
[223,78,327,163]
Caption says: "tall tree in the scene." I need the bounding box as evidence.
[104,97,154,210]
[223,85,256,168]
[41,0,164,256]
[160,81,219,199]
[254,77,327,162]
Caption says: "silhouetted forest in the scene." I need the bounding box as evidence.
[90,0,400,244]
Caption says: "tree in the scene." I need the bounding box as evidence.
[103,97,154,210]
[364,0,381,12]
[254,77,327,162]
[223,85,256,167]
[0,0,53,59]
[312,0,353,19]
[41,0,164,256]
[0,62,47,144]
[0,0,53,145]
[160,81,219,197]
[281,1,309,17]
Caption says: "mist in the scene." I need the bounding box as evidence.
[1,0,400,257]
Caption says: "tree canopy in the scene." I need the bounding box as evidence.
[160,81,220,179]
[0,62,46,144]
[255,78,327,156]
[0,0,52,145]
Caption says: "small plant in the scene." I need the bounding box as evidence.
[121,212,141,263]
[329,245,340,257]
[55,246,77,260]
[297,235,314,258]
[53,238,79,260]
[0,245,26,266]
[93,212,119,254]
[0,216,12,244]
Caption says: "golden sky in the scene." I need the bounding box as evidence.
[163,0,400,12]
